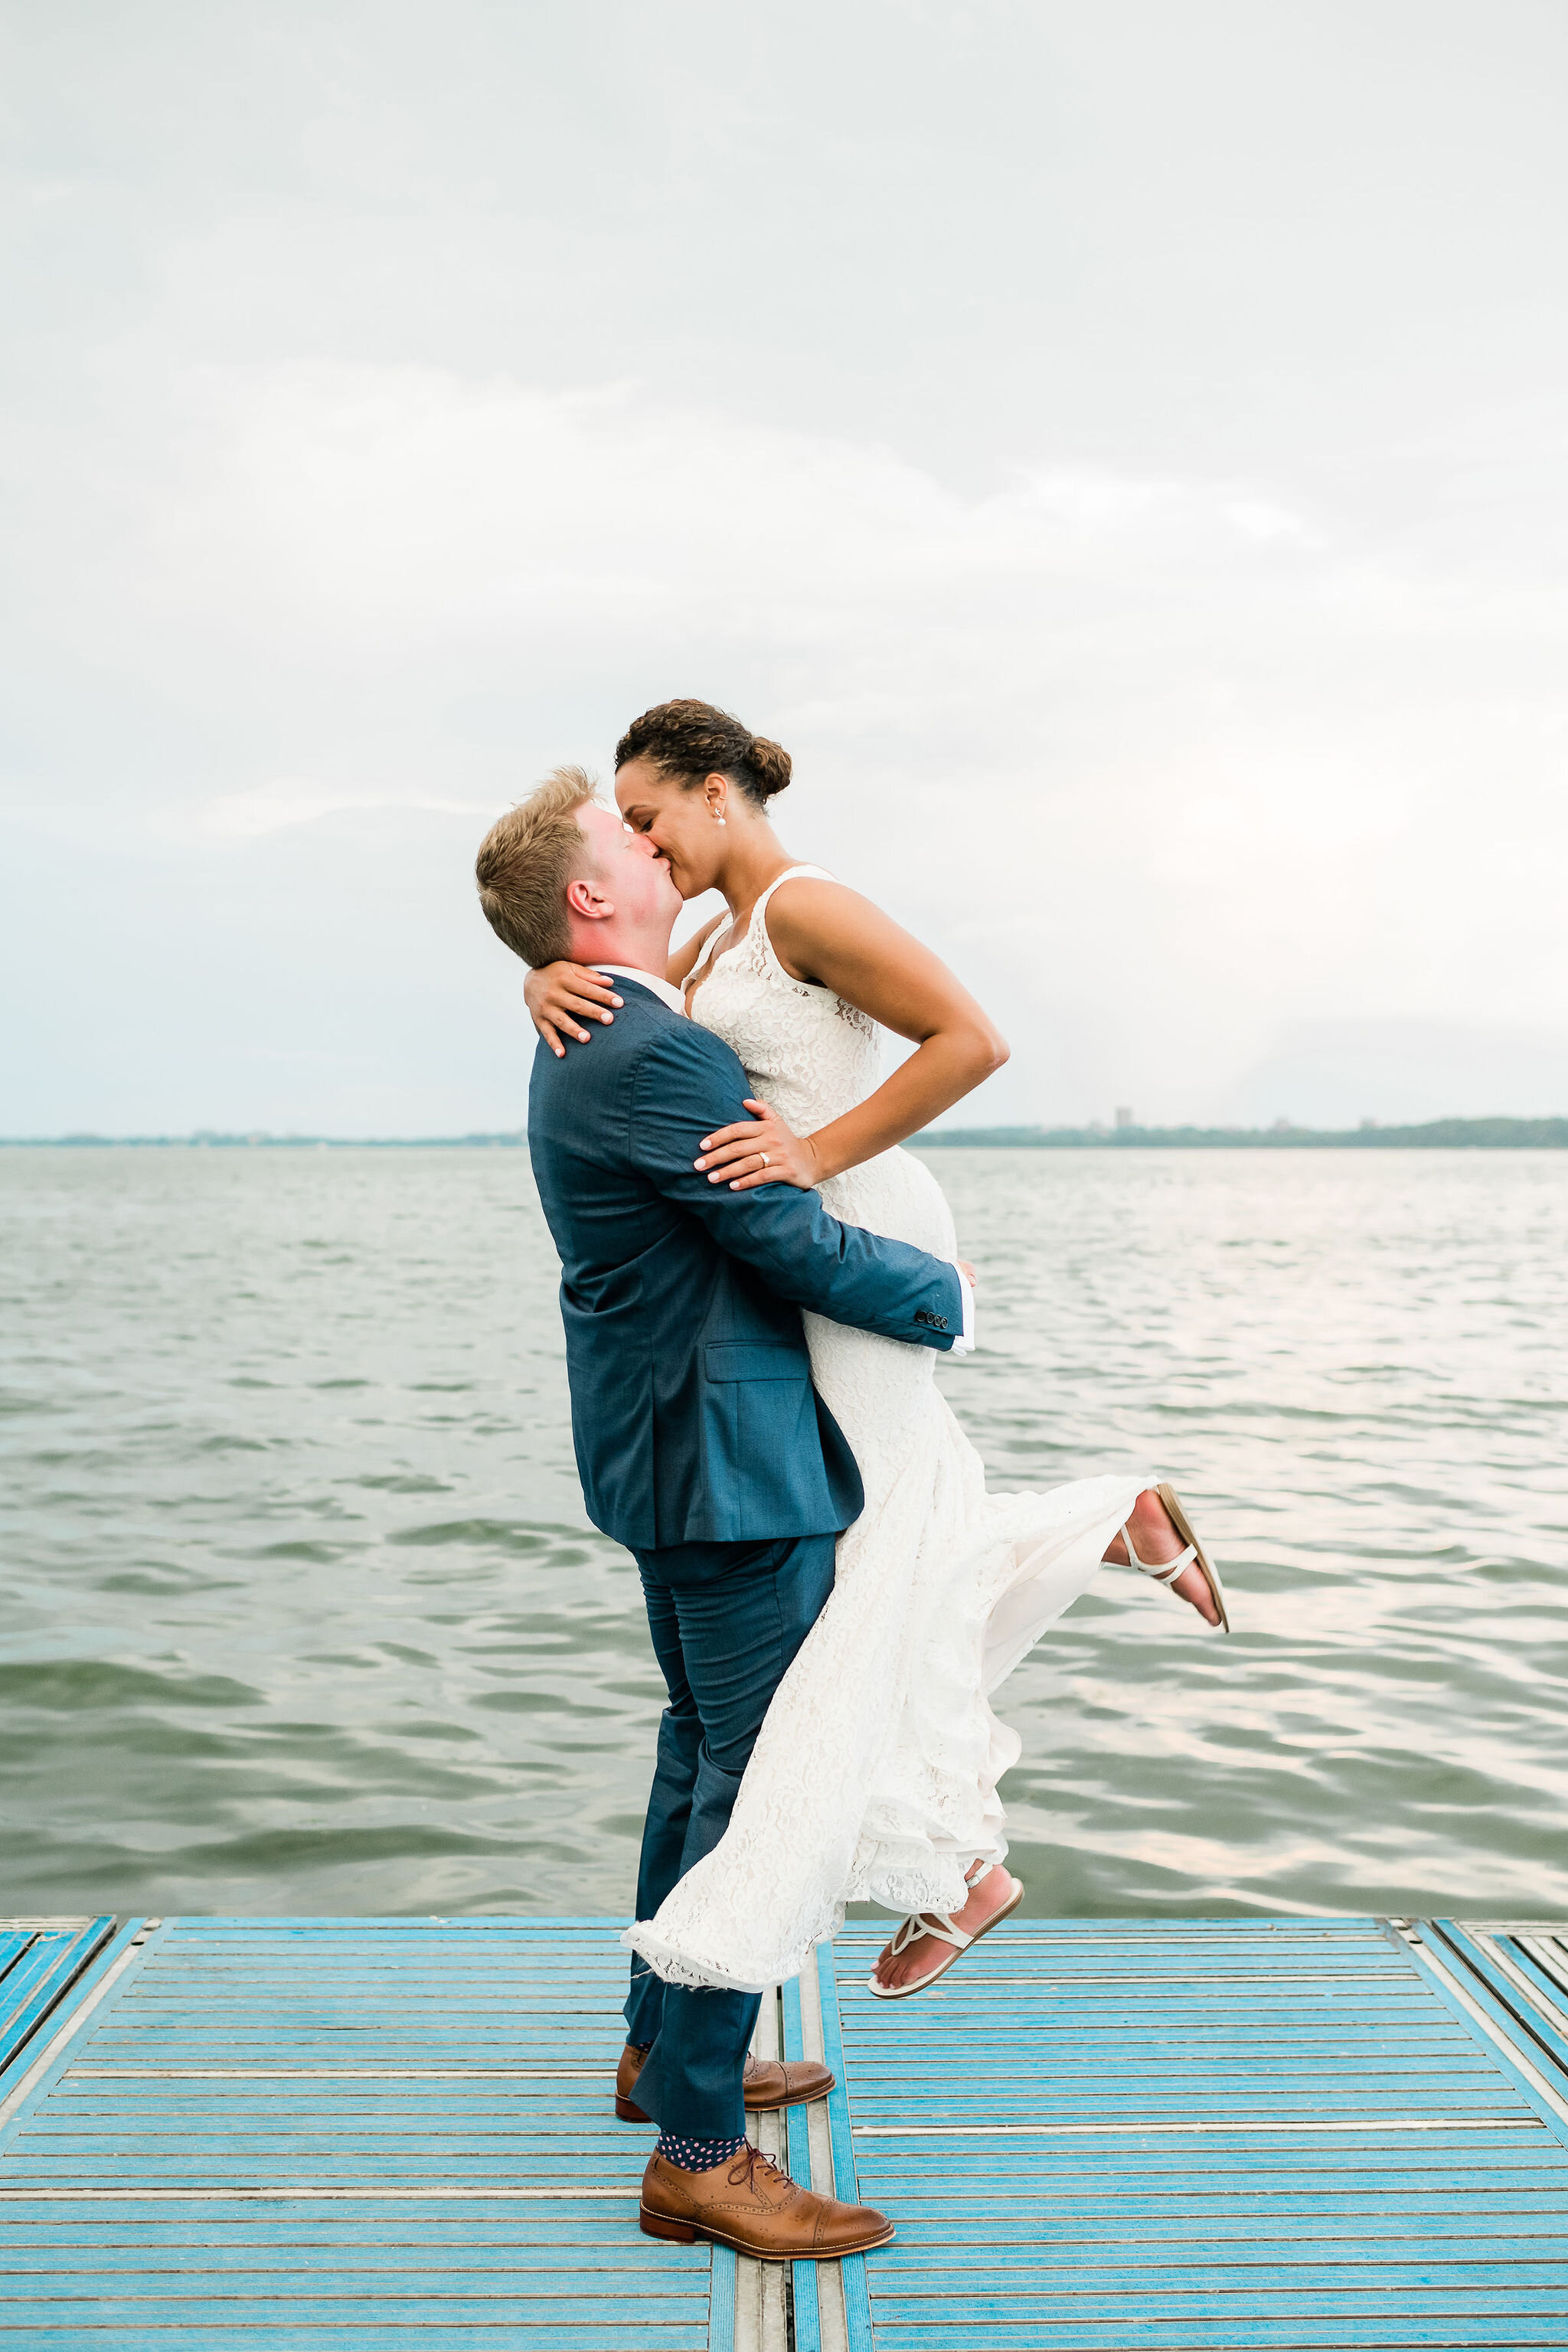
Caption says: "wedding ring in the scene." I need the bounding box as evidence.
[760,1152,770,1167]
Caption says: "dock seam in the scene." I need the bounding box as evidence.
[0,1918,154,2139]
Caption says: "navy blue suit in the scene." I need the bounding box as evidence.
[528,973,963,2140]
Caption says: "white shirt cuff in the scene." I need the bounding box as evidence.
[949,1263,975,1354]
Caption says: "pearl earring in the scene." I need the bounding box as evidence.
[714,812,727,825]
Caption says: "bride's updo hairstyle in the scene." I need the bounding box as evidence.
[615,699,792,809]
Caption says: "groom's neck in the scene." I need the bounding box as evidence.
[566,919,675,980]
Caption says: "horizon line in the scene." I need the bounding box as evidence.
[5,1115,1568,1151]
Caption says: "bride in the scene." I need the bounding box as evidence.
[525,699,1227,1999]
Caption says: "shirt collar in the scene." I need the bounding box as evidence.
[593,963,686,1018]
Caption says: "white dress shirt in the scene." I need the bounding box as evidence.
[593,962,688,1016]
[593,963,975,1352]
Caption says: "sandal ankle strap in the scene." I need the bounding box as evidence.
[1121,1521,1198,1587]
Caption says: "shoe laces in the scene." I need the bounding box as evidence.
[727,2141,791,2194]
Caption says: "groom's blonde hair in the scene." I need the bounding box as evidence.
[475,766,599,969]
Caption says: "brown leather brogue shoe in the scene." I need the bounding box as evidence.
[639,2143,893,2260]
[615,2043,652,2122]
[740,2052,835,2112]
[615,2043,835,2124]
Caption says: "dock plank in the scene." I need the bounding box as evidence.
[0,1920,718,2346]
[5,1916,1568,2346]
[826,1919,1568,2350]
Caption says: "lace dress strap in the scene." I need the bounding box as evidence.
[748,864,837,988]
[753,862,835,916]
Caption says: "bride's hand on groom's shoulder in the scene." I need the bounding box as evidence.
[524,962,623,1057]
[694,1099,821,1192]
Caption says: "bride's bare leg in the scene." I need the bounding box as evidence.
[1103,1488,1221,1624]
[871,1859,1020,1994]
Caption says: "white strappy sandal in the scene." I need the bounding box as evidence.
[1122,1481,1230,1633]
[866,1861,1025,2001]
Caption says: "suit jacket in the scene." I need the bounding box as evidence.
[527,973,965,1548]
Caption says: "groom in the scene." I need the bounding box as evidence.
[475,767,972,2260]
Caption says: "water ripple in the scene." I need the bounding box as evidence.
[2,1142,1564,1922]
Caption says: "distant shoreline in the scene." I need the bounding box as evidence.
[918,1116,1568,1148]
[3,1116,1566,1150]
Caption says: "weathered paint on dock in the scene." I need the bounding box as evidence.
[0,1916,1565,2347]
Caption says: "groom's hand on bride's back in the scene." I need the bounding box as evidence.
[958,1259,977,1290]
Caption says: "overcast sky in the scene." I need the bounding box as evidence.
[4,1,1566,1135]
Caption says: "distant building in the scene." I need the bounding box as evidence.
[1360,1117,1378,1130]
[1114,1106,1134,1129]
[1272,1116,1293,1132]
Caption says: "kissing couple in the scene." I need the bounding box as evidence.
[475,697,1227,2262]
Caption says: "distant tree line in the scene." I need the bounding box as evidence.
[916,1117,1568,1148]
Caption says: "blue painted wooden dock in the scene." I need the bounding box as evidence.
[2,1915,1566,2346]
[1,1919,116,2090]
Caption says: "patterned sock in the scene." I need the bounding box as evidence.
[627,2041,652,2053]
[655,2130,746,2173]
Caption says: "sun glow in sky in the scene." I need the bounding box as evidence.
[4,2,1567,1133]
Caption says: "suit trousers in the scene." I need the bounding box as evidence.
[622,1530,838,2142]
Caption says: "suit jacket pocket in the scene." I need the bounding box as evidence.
[704,1341,812,1383]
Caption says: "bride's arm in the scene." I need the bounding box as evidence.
[522,912,726,1055]
[694,880,1007,1192]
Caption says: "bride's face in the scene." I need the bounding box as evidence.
[615,758,728,901]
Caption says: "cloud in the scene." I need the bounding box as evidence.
[40,353,1524,799]
[8,351,1568,1129]
[151,778,492,843]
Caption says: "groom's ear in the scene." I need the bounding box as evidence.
[565,875,613,922]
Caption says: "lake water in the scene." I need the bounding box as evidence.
[2,1145,1564,1926]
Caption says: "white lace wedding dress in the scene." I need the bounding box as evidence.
[622,867,1145,1994]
